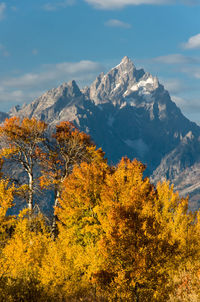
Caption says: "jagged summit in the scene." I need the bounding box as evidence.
[51,80,82,98]
[88,56,161,105]
[61,80,82,97]
[2,56,200,208]
[121,55,132,63]
[9,56,198,133]
[114,55,135,70]
[9,80,85,123]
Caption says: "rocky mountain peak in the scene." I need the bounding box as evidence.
[58,80,82,98]
[121,55,132,64]
[87,56,162,105]
[114,55,135,73]
[9,80,84,122]
[2,56,200,209]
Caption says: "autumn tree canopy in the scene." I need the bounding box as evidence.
[0,116,200,301]
[55,157,198,301]
[39,121,103,236]
[0,117,47,215]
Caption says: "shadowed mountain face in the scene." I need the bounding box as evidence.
[3,56,200,208]
[0,112,9,124]
[151,133,200,210]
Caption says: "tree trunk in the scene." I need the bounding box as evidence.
[28,172,33,216]
[52,188,60,240]
[135,283,139,302]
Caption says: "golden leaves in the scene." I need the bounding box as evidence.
[0,117,200,301]
[0,117,47,144]
[0,179,15,234]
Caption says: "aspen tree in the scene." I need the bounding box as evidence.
[39,121,98,237]
[0,117,47,215]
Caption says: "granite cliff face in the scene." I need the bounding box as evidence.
[151,133,200,209]
[4,56,200,208]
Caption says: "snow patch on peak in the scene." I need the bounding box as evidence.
[130,74,158,92]
[123,73,159,101]
[88,56,162,106]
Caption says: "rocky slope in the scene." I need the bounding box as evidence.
[4,56,200,208]
[151,132,200,209]
[0,111,9,124]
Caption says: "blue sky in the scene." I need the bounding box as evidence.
[0,0,200,123]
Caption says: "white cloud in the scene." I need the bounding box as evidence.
[85,0,166,9]
[0,2,6,20]
[151,54,200,80]
[161,95,200,124]
[192,70,200,79]
[32,49,39,56]
[105,19,131,28]
[172,95,200,113]
[0,60,104,107]
[0,89,44,103]
[1,60,103,88]
[162,79,184,94]
[43,0,75,11]
[11,6,18,11]
[84,0,196,10]
[153,54,199,65]
[172,95,187,107]
[183,33,200,49]
[0,44,10,57]
[179,65,200,79]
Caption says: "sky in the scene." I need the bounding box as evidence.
[0,0,200,123]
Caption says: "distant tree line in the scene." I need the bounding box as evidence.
[0,117,200,301]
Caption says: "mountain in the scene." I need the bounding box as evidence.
[4,56,200,208]
[0,111,9,124]
[151,132,200,209]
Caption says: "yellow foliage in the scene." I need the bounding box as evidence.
[0,117,47,144]
[0,211,50,278]
[89,159,193,301]
[0,178,15,236]
[0,121,199,302]
[0,211,52,301]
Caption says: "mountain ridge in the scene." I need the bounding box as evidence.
[1,56,200,208]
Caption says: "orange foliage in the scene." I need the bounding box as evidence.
[0,118,200,301]
[0,116,47,147]
[0,179,15,238]
[0,117,47,213]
